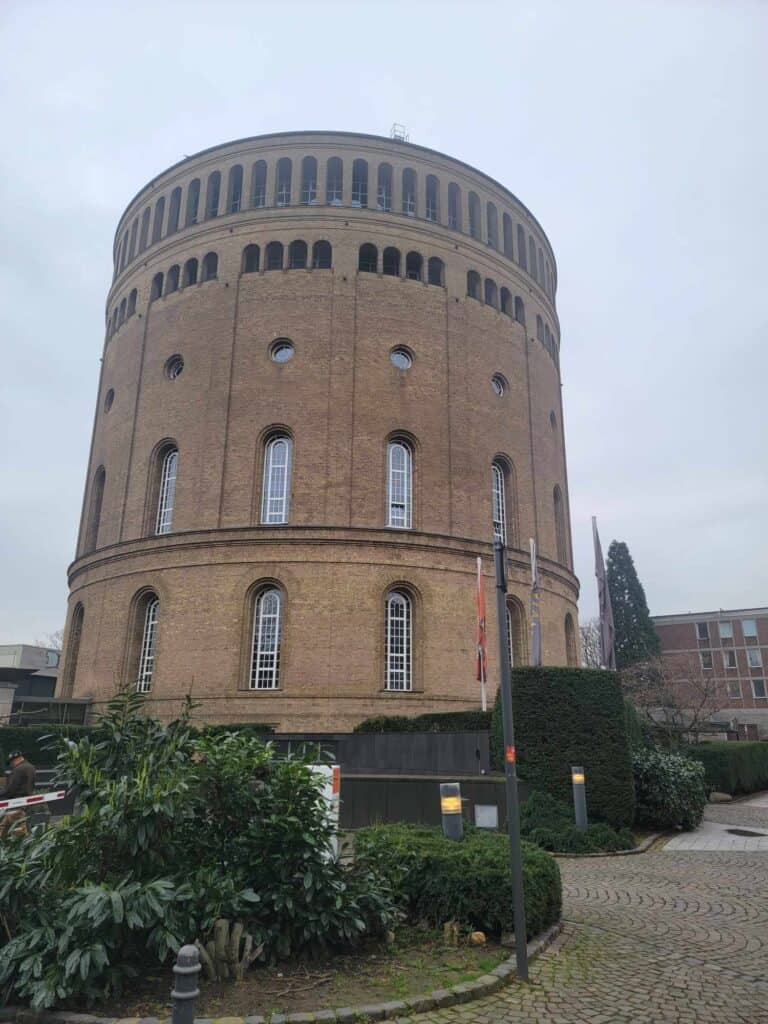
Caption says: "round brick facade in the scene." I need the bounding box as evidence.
[60,130,580,730]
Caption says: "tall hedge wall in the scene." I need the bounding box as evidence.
[491,667,635,828]
[354,710,493,733]
[684,741,768,795]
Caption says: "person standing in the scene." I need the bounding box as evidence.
[0,751,36,838]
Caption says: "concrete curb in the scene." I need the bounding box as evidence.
[551,832,665,859]
[4,920,564,1024]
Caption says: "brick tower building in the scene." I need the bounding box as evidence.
[59,131,579,730]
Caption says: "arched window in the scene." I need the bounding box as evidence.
[536,315,544,341]
[205,170,221,220]
[516,225,527,270]
[155,447,178,535]
[150,272,163,301]
[554,485,567,564]
[377,163,392,211]
[487,202,499,248]
[529,236,537,280]
[136,595,160,694]
[84,466,105,553]
[312,240,332,269]
[119,230,129,271]
[202,252,218,281]
[265,241,284,271]
[425,175,439,222]
[565,613,578,667]
[127,289,137,317]
[468,192,481,239]
[275,157,292,206]
[167,187,182,235]
[359,243,378,273]
[467,270,481,299]
[352,159,368,206]
[405,251,422,281]
[139,207,151,252]
[506,597,528,667]
[383,247,401,276]
[242,244,260,273]
[128,219,138,262]
[250,587,282,689]
[387,439,412,528]
[227,164,244,213]
[402,168,417,216]
[492,461,507,544]
[182,258,198,287]
[484,278,498,307]
[448,182,461,230]
[185,179,200,226]
[427,257,444,286]
[151,196,165,243]
[165,265,180,294]
[385,589,412,691]
[261,434,292,524]
[503,213,514,259]
[514,296,526,325]
[500,287,512,316]
[118,298,127,325]
[287,240,306,269]
[300,156,317,204]
[538,248,545,287]
[62,603,84,697]
[326,157,343,204]
[250,160,267,208]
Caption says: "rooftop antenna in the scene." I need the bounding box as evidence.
[390,123,409,143]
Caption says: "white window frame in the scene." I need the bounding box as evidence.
[492,462,507,544]
[742,618,758,639]
[700,651,713,671]
[155,449,178,535]
[695,621,709,641]
[249,588,282,690]
[751,678,766,699]
[726,679,742,700]
[261,436,292,525]
[136,597,159,693]
[387,441,412,529]
[723,649,737,670]
[385,590,412,691]
[718,620,734,640]
[747,649,763,669]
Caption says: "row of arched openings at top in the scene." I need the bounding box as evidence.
[358,244,444,285]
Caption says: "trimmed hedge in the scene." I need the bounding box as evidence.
[521,791,635,853]
[354,710,493,733]
[632,748,708,830]
[355,823,561,939]
[491,667,635,828]
[684,741,768,796]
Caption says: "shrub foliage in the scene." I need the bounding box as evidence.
[632,747,708,830]
[491,667,635,828]
[355,823,561,940]
[683,741,768,796]
[520,792,635,854]
[353,711,492,733]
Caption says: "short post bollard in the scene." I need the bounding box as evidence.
[571,766,588,830]
[440,782,463,841]
[171,944,201,1024]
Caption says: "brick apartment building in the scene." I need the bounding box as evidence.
[652,608,768,739]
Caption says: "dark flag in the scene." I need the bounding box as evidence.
[530,538,542,666]
[592,516,616,670]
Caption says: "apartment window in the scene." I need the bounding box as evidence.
[387,440,412,528]
[696,621,709,641]
[227,164,244,213]
[723,650,737,670]
[351,159,368,207]
[136,597,159,694]
[167,187,181,235]
[700,651,713,671]
[250,160,267,208]
[275,157,292,206]
[204,170,221,220]
[84,466,105,553]
[62,604,84,697]
[718,621,733,640]
[753,678,767,699]
[385,590,412,691]
[727,680,742,700]
[554,486,567,565]
[376,162,392,211]
[742,618,758,639]
[249,587,282,689]
[492,461,507,544]
[425,175,439,222]
[155,448,178,535]
[747,649,763,669]
[300,155,317,205]
[261,435,292,524]
[402,168,417,216]
[327,157,344,205]
[185,179,200,226]
[447,182,461,230]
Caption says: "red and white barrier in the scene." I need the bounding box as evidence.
[0,790,66,812]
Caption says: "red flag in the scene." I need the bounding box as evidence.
[476,557,488,687]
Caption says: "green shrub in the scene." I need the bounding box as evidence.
[353,711,492,733]
[632,747,708,830]
[490,668,635,828]
[624,699,651,749]
[197,721,275,738]
[355,823,561,940]
[683,742,768,796]
[0,725,92,767]
[520,792,634,854]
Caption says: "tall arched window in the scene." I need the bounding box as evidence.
[128,218,138,262]
[227,164,244,213]
[492,461,507,544]
[301,156,317,204]
[377,163,392,211]
[402,168,417,216]
[467,270,481,299]
[185,179,200,226]
[62,603,84,697]
[167,187,182,235]
[84,466,105,553]
[448,182,461,230]
[118,298,127,325]
[151,197,165,243]
[484,278,498,307]
[139,207,151,252]
[506,597,528,666]
[202,252,218,281]
[383,247,400,276]
[326,157,343,204]
[288,239,308,269]
[136,595,159,693]
[119,230,128,270]
[127,289,137,317]
[536,315,544,341]
[155,448,178,535]
[312,240,332,269]
[487,202,499,248]
[359,243,378,273]
[500,287,512,316]
[183,258,198,286]
[516,225,527,270]
[265,241,284,271]
[554,485,567,564]
[275,158,292,206]
[250,587,282,689]
[427,257,444,286]
[425,175,439,222]
[150,273,164,301]
[242,244,260,273]
[385,589,412,690]
[250,160,267,208]
[387,439,412,528]
[165,265,180,294]
[261,435,292,524]
[538,248,545,287]
[352,158,368,206]
[565,613,578,667]
[405,251,422,281]
[514,296,526,325]
[468,192,481,239]
[503,213,514,259]
[528,236,537,280]
[205,170,221,220]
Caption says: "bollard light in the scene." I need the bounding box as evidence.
[571,765,588,830]
[440,781,464,841]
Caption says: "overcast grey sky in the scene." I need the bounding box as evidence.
[1,0,766,643]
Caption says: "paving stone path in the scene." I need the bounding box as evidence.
[398,797,768,1024]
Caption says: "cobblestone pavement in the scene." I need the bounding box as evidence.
[399,798,768,1024]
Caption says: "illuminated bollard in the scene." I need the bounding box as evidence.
[571,766,588,830]
[440,782,464,841]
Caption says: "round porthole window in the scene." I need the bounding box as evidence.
[390,347,413,370]
[165,354,184,380]
[104,388,114,412]
[270,339,294,363]
[491,373,507,396]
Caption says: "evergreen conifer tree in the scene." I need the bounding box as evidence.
[606,540,660,669]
